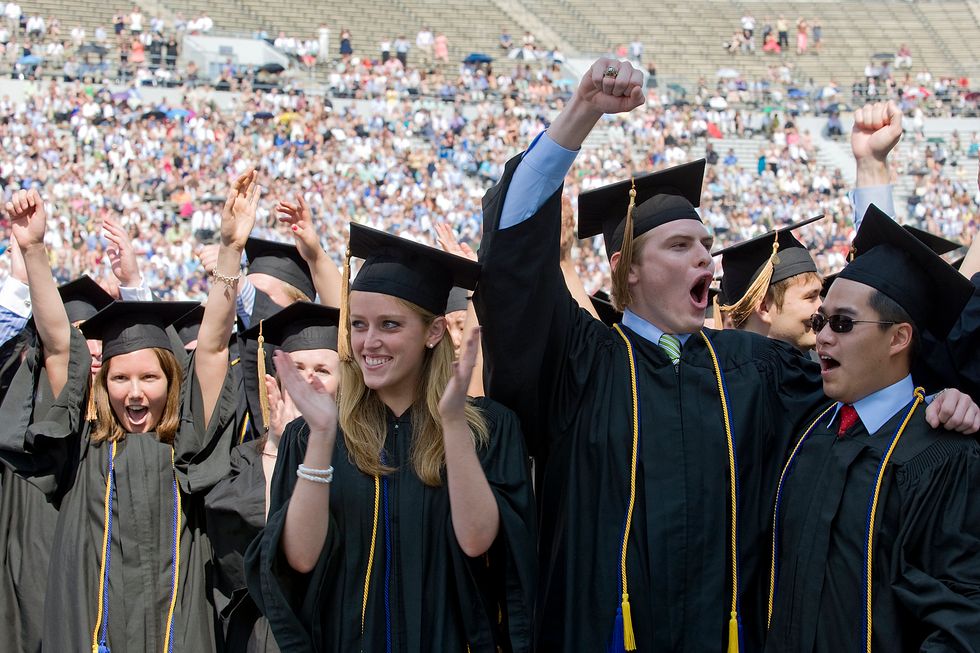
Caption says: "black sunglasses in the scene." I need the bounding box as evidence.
[809,313,896,334]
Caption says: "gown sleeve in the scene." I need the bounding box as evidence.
[0,326,90,500]
[914,277,980,400]
[447,397,536,652]
[891,438,980,651]
[244,418,330,653]
[174,352,237,494]
[475,153,612,460]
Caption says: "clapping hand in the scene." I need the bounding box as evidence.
[438,326,480,426]
[265,372,301,440]
[221,169,259,251]
[434,223,477,261]
[277,194,325,264]
[273,349,338,437]
[103,217,142,287]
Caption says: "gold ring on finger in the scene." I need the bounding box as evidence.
[603,65,619,78]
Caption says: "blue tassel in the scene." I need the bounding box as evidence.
[98,646,111,653]
[608,607,626,653]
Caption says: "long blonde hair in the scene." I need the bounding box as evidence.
[90,347,183,445]
[339,298,488,486]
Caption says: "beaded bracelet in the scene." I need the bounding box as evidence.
[297,469,333,484]
[297,464,334,484]
[209,267,241,289]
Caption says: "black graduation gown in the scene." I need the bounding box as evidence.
[915,272,980,401]
[205,442,279,652]
[244,399,537,653]
[0,328,237,653]
[0,327,61,653]
[474,154,828,652]
[766,404,980,652]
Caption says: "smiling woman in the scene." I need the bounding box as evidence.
[0,174,255,652]
[245,223,537,652]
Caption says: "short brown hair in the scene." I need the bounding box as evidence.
[767,271,822,311]
[90,347,183,444]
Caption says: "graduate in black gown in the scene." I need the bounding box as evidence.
[245,224,536,652]
[0,174,255,652]
[766,205,980,652]
[473,57,978,653]
[206,301,341,653]
[0,276,112,653]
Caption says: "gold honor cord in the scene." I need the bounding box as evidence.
[864,388,924,653]
[360,476,381,637]
[162,448,182,653]
[698,331,741,653]
[612,324,640,651]
[766,388,925,653]
[92,441,117,653]
[608,327,741,651]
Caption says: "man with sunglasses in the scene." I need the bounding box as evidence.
[474,57,980,653]
[765,204,980,652]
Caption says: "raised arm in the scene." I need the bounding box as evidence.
[850,101,902,226]
[960,165,980,280]
[439,326,499,556]
[273,348,338,573]
[6,189,71,396]
[276,194,342,308]
[196,170,258,428]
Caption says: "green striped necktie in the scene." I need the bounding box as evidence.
[659,333,681,366]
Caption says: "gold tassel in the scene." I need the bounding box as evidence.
[622,594,637,651]
[611,179,637,312]
[712,293,723,329]
[719,236,781,328]
[728,612,739,653]
[256,319,270,432]
[338,246,353,363]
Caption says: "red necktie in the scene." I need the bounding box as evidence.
[837,404,859,437]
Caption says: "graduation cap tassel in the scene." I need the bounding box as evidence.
[338,246,353,363]
[611,180,637,312]
[86,382,98,422]
[720,236,781,328]
[256,320,271,432]
[712,292,723,329]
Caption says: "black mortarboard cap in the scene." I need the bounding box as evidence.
[243,301,340,352]
[445,287,469,314]
[902,226,962,257]
[58,276,114,324]
[714,215,825,305]
[80,301,200,359]
[245,237,316,301]
[589,290,622,327]
[172,305,205,348]
[837,205,973,338]
[578,159,705,260]
[349,224,481,315]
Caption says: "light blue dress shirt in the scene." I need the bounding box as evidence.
[826,374,915,435]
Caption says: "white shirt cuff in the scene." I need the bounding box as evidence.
[119,278,153,302]
[0,276,32,318]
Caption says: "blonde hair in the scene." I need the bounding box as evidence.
[338,298,488,486]
[611,230,654,312]
[90,347,183,445]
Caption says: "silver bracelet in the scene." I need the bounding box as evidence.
[209,267,241,289]
[297,468,334,484]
